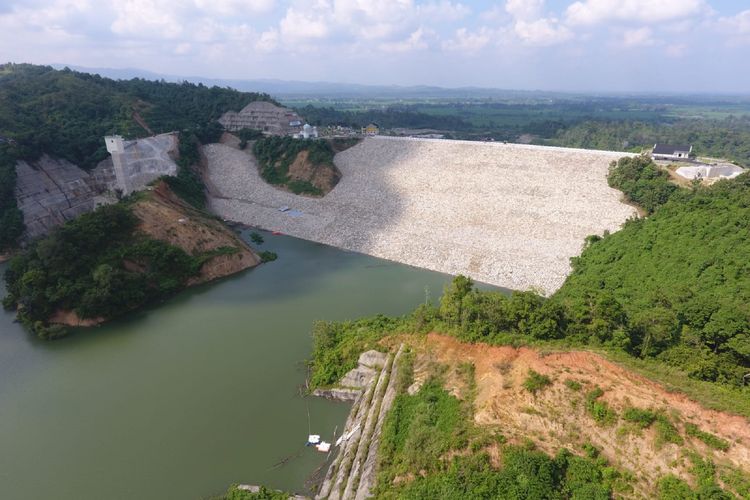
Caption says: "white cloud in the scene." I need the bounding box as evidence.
[716,9,750,45]
[505,0,543,22]
[719,9,750,34]
[514,18,572,46]
[417,1,470,22]
[480,6,507,23]
[174,42,192,55]
[271,0,468,50]
[279,7,329,41]
[379,28,430,52]
[566,0,706,26]
[111,0,184,39]
[621,26,655,47]
[501,0,571,47]
[193,0,275,16]
[255,28,279,52]
[665,43,687,57]
[442,27,492,52]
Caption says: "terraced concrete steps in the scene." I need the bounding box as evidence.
[316,345,406,500]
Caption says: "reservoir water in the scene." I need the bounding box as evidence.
[0,230,476,500]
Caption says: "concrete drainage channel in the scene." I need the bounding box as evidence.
[313,345,406,500]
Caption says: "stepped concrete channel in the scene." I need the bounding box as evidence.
[235,348,404,500]
[206,136,636,294]
[313,346,406,500]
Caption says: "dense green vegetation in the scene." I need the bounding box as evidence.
[253,136,339,195]
[163,127,223,209]
[1,202,212,338]
[0,63,273,249]
[310,315,406,388]
[214,484,289,500]
[0,145,24,250]
[522,370,552,394]
[607,155,677,214]
[0,63,273,167]
[558,172,750,387]
[237,128,264,149]
[685,423,731,452]
[549,118,750,166]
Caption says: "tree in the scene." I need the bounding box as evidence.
[439,275,474,325]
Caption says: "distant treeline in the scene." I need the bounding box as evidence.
[0,63,274,168]
[296,101,750,165]
[296,104,473,131]
[546,117,750,165]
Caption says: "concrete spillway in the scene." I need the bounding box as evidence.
[314,346,406,500]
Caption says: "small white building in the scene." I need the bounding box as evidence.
[296,123,319,139]
[652,144,692,161]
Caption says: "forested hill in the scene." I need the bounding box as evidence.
[0,63,275,167]
[547,118,750,166]
[0,63,274,251]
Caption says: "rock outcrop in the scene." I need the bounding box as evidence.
[14,133,179,241]
[14,155,101,239]
[219,101,303,135]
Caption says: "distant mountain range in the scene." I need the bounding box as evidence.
[49,64,750,101]
[48,64,590,100]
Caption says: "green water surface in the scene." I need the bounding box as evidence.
[0,231,468,500]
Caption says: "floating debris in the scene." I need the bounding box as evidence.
[307,434,321,445]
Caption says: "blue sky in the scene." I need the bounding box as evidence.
[2,0,750,92]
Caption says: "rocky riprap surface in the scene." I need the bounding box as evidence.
[206,136,636,294]
[14,134,178,241]
[14,156,104,239]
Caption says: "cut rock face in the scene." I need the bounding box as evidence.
[340,366,377,389]
[358,350,388,369]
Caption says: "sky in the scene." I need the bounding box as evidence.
[2,0,750,92]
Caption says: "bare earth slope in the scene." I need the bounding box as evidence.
[409,334,750,498]
[132,182,260,284]
[207,137,635,294]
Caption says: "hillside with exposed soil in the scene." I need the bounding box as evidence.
[132,181,260,284]
[251,137,361,196]
[4,181,262,337]
[401,333,750,498]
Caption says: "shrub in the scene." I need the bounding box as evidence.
[654,414,683,447]
[523,370,553,394]
[259,251,277,263]
[585,388,617,425]
[658,475,697,500]
[249,232,264,245]
[685,423,730,452]
[220,484,289,500]
[564,379,582,391]
[622,407,657,428]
